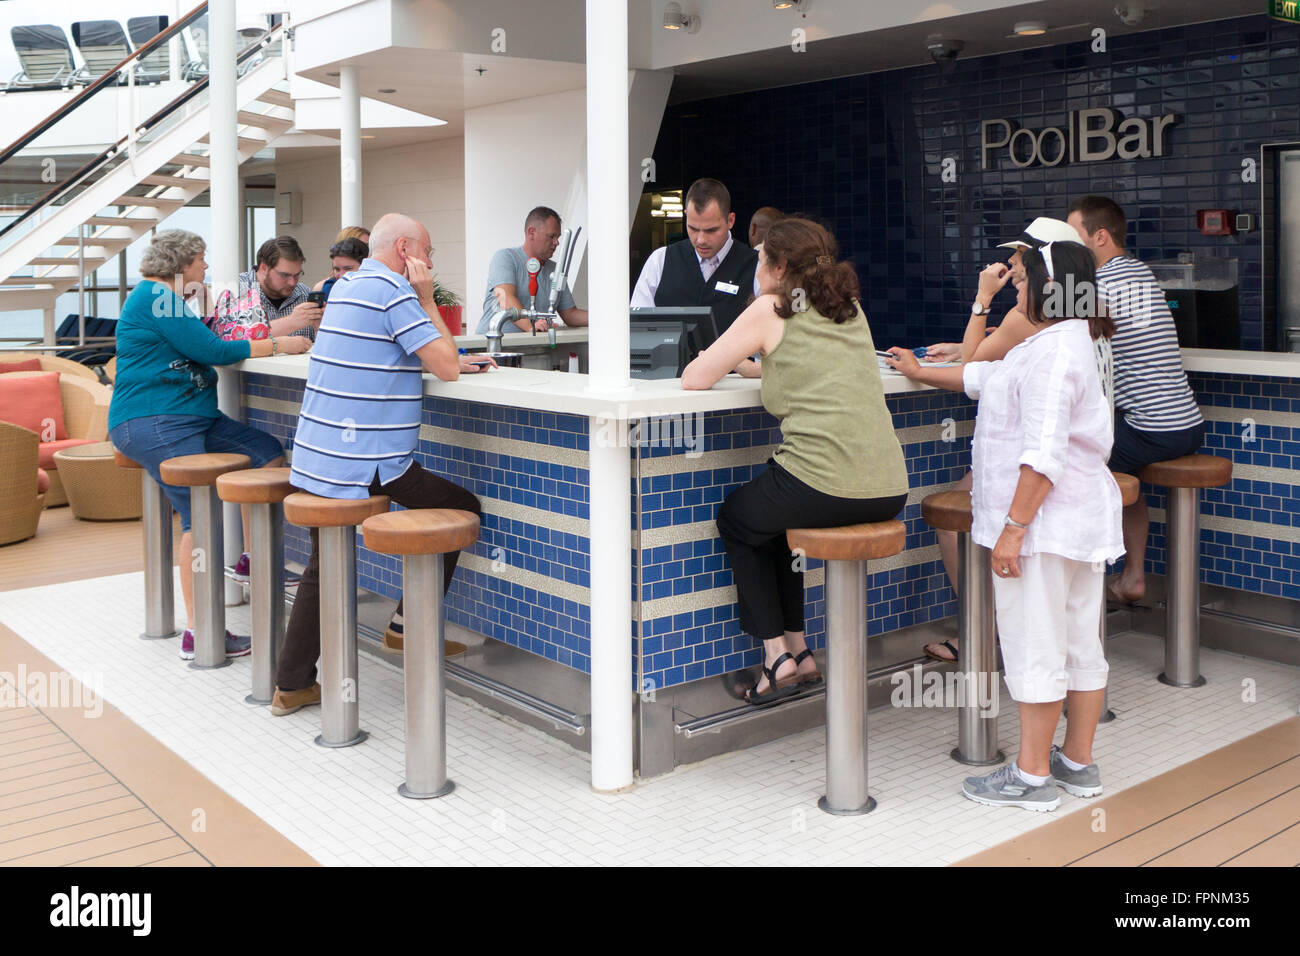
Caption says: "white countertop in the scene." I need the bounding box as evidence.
[239,352,936,417]
[240,345,1298,418]
[1179,349,1300,378]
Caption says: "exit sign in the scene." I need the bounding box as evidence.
[1272,0,1300,23]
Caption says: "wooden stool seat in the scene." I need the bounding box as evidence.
[284,492,390,528]
[921,490,972,533]
[159,453,251,487]
[1113,471,1140,507]
[362,509,480,555]
[113,449,141,470]
[1138,454,1232,489]
[216,467,294,504]
[787,519,905,562]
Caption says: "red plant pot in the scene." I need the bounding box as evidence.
[437,305,463,336]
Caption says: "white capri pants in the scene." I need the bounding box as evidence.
[993,553,1108,703]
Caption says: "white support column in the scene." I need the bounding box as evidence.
[339,65,362,229]
[168,0,182,83]
[210,0,243,604]
[585,0,633,793]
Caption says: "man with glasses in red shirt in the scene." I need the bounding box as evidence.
[207,235,322,342]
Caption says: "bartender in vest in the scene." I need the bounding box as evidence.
[630,177,760,334]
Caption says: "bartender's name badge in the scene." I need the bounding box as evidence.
[715,280,740,295]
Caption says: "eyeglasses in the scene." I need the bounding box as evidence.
[271,266,303,283]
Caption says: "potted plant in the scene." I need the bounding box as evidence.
[432,279,463,336]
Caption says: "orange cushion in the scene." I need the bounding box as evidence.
[39,438,95,469]
[0,371,67,440]
[0,358,42,373]
[36,468,50,495]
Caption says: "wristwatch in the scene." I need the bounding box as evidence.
[1004,514,1030,529]
[971,300,990,315]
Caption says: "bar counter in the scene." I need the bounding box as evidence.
[236,338,1300,775]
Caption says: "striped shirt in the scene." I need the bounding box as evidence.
[1097,256,1202,432]
[289,258,438,498]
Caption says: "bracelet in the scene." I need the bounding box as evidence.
[271,337,279,356]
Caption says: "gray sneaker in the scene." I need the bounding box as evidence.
[962,763,1061,812]
[1049,745,1103,797]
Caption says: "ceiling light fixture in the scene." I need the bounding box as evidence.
[378,88,396,93]
[326,71,340,77]
[772,0,810,10]
[1014,20,1047,36]
[663,2,700,33]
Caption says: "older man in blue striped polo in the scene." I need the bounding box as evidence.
[271,213,489,717]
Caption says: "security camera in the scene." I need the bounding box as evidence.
[927,36,965,68]
[1114,3,1147,27]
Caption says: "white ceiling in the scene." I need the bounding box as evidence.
[663,0,1270,102]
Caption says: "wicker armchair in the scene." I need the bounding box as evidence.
[0,352,100,383]
[0,371,110,506]
[0,421,45,546]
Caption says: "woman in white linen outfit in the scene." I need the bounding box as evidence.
[888,240,1124,812]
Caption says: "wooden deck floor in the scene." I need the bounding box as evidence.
[0,505,175,593]
[957,717,1300,866]
[1,506,316,867]
[0,622,317,867]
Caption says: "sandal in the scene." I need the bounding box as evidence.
[793,648,823,685]
[923,640,959,664]
[744,651,801,705]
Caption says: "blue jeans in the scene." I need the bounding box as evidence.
[109,414,284,531]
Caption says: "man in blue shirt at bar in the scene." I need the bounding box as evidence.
[271,213,490,717]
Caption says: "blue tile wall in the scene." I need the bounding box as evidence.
[1137,371,1300,599]
[637,388,976,691]
[244,373,594,669]
[248,363,1300,694]
[653,14,1300,351]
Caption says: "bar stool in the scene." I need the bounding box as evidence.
[113,450,180,642]
[787,519,906,815]
[362,508,480,798]
[283,492,390,748]
[921,490,1004,766]
[1097,471,1142,723]
[1137,454,1232,688]
[216,467,293,706]
[158,453,250,669]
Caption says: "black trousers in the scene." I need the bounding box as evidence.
[716,458,907,642]
[277,461,481,692]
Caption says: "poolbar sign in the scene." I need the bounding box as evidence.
[981,108,1178,170]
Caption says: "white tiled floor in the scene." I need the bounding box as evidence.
[3,570,1298,866]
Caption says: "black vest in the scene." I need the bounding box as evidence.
[654,238,758,334]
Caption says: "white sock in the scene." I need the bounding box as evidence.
[1058,751,1088,771]
[1015,762,1050,786]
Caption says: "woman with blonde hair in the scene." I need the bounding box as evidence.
[335,225,370,244]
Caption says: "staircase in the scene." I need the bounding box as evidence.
[0,9,292,319]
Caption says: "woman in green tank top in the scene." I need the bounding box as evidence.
[683,218,908,704]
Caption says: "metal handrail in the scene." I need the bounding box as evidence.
[0,20,284,242]
[0,2,209,168]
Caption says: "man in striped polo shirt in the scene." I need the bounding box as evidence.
[271,213,488,717]
[1068,196,1205,606]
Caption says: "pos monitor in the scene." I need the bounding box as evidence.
[628,306,720,379]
